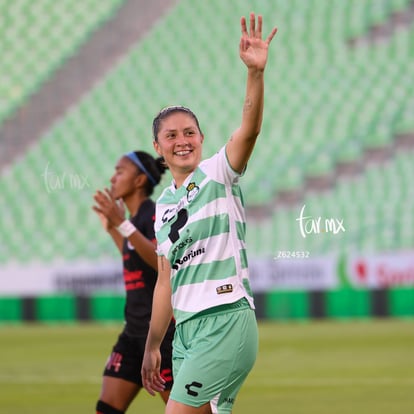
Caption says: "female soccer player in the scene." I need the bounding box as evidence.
[93,151,175,414]
[141,12,277,414]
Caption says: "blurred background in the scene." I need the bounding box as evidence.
[1,0,414,323]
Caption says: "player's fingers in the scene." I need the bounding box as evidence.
[266,27,278,45]
[153,371,166,387]
[143,380,156,396]
[93,196,103,207]
[151,378,166,392]
[256,14,262,38]
[104,187,114,201]
[240,16,247,36]
[93,190,106,203]
[92,208,109,229]
[94,198,109,214]
[239,37,245,52]
[249,12,255,37]
[141,368,154,395]
[142,371,165,396]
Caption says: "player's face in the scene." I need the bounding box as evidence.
[153,112,204,177]
[110,157,138,200]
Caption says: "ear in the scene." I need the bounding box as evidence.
[153,140,162,156]
[200,134,204,144]
[133,173,147,189]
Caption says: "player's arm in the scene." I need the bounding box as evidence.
[93,209,124,254]
[93,189,158,269]
[226,13,277,174]
[107,226,124,254]
[124,231,158,270]
[142,255,173,395]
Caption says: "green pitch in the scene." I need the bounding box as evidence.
[0,319,413,413]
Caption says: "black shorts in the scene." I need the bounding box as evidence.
[103,331,174,389]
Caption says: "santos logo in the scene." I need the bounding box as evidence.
[172,248,205,270]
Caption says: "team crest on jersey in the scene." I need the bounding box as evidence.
[186,182,199,203]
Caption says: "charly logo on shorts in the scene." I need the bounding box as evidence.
[186,182,199,203]
[185,381,203,396]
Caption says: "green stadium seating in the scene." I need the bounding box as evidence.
[0,0,125,123]
[246,147,414,257]
[0,0,413,263]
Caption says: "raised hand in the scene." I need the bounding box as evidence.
[239,12,277,71]
[94,209,111,231]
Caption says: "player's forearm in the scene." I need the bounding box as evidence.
[146,260,173,349]
[112,219,158,269]
[107,227,124,254]
[146,311,172,350]
[126,231,158,270]
[240,68,265,140]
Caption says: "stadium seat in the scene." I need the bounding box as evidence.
[0,0,125,123]
[1,0,414,263]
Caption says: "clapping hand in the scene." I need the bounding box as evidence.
[92,188,126,229]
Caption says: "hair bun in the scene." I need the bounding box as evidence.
[156,157,168,176]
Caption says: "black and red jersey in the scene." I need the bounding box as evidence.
[122,198,174,338]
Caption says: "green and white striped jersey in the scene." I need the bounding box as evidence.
[155,146,255,326]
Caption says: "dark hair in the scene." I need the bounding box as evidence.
[130,151,168,196]
[152,105,203,142]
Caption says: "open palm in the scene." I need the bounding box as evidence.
[239,13,277,71]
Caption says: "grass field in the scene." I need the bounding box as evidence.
[0,319,413,413]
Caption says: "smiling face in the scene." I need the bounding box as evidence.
[110,156,140,200]
[153,111,204,186]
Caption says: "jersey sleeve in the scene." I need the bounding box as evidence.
[200,146,244,185]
